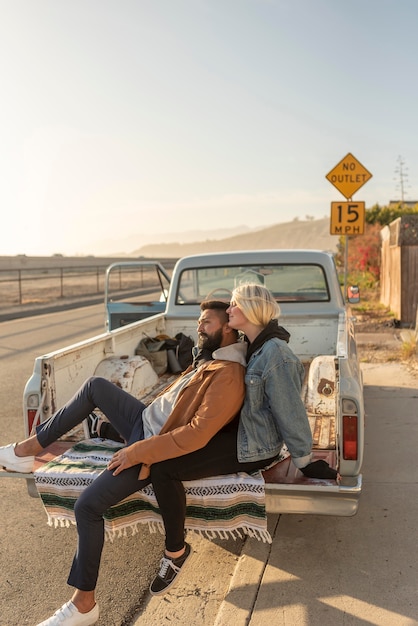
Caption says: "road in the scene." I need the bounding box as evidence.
[0,308,417,625]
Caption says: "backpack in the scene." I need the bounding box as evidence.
[175,333,195,370]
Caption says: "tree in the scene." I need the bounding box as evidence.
[366,202,418,226]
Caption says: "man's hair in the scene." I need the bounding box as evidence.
[200,300,229,323]
[200,300,239,338]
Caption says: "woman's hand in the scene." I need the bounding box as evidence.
[107,447,134,475]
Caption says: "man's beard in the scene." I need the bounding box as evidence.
[197,327,223,353]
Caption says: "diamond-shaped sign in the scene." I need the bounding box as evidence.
[326,153,372,199]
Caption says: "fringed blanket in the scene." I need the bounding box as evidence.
[34,439,272,544]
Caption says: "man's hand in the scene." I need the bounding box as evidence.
[300,460,338,480]
[107,447,134,475]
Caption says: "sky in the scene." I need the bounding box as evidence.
[1,0,418,257]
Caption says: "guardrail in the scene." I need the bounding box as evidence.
[0,259,177,308]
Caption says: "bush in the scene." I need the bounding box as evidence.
[342,270,379,291]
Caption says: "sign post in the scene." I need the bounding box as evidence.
[326,154,372,299]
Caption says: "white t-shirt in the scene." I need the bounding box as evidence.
[141,369,197,438]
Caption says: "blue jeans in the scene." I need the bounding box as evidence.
[36,377,149,591]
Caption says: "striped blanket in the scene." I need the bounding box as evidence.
[34,439,272,544]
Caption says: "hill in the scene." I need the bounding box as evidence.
[133,217,337,257]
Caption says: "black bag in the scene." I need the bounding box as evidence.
[175,333,195,370]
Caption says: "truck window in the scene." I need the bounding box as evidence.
[175,264,330,304]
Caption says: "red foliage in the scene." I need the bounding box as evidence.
[340,223,381,280]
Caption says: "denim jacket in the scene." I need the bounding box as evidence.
[237,337,313,468]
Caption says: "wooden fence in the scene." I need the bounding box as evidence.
[380,215,418,326]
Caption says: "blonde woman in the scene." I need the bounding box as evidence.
[226,283,337,479]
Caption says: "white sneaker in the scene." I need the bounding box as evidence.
[0,443,34,473]
[36,601,99,626]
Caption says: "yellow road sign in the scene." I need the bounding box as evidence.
[330,201,365,235]
[326,153,372,199]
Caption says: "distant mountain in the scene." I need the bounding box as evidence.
[132,217,337,257]
[92,225,253,256]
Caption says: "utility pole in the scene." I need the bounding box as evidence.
[394,155,410,206]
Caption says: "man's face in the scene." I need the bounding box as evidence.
[197,309,226,352]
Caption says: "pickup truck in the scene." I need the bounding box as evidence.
[5,250,363,516]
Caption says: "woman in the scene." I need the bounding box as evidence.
[226,283,337,477]
[227,282,321,470]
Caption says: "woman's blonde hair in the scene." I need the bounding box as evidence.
[231,283,281,327]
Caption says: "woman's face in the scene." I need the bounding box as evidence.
[226,301,248,331]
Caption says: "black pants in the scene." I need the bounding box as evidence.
[151,428,277,552]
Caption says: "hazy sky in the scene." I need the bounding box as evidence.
[1,0,417,256]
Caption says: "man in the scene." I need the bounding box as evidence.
[0,301,246,626]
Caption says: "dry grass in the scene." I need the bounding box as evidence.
[400,330,417,359]
[351,289,397,333]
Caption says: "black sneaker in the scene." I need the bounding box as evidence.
[86,412,101,437]
[86,413,124,443]
[149,542,192,596]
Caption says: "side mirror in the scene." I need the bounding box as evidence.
[347,285,360,304]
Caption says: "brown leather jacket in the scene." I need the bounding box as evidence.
[125,344,246,476]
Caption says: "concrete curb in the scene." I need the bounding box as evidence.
[213,514,279,626]
[129,516,280,626]
[129,534,247,625]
